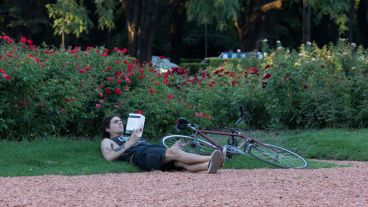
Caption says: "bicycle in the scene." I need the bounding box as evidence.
[161,108,308,169]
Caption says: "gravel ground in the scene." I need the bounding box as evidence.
[1,161,367,207]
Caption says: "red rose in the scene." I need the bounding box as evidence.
[263,73,272,80]
[21,37,27,43]
[246,67,259,75]
[125,77,131,84]
[2,73,11,80]
[195,112,204,118]
[167,93,173,99]
[105,88,112,94]
[114,88,122,95]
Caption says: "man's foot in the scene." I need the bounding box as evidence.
[172,139,187,150]
[208,150,224,174]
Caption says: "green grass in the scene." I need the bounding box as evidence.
[0,137,139,176]
[1,128,367,176]
[249,128,368,161]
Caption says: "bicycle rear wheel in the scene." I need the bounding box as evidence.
[249,143,308,169]
[161,135,217,155]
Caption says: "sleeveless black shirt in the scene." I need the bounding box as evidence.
[110,135,148,161]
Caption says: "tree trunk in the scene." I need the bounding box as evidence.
[169,3,185,64]
[346,0,355,42]
[136,22,156,62]
[235,11,262,51]
[61,32,65,49]
[302,0,311,43]
[123,0,141,57]
[235,0,283,51]
[357,0,368,47]
[122,0,181,62]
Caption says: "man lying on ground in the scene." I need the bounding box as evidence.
[100,115,224,173]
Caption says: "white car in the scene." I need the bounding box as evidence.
[151,56,179,73]
[218,52,263,59]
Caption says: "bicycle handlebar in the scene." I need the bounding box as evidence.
[175,106,244,132]
[187,123,199,131]
[175,107,245,132]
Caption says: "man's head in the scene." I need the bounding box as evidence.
[101,115,124,138]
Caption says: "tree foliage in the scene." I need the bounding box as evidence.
[186,0,240,30]
[0,0,52,40]
[94,0,117,31]
[309,0,351,34]
[1,0,368,60]
[46,0,93,47]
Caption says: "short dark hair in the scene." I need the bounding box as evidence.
[101,115,120,138]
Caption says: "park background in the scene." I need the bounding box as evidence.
[1,0,368,140]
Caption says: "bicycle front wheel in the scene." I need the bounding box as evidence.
[161,135,217,155]
[249,143,308,169]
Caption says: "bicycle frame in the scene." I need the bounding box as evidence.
[165,109,308,168]
[164,114,308,168]
[187,124,288,160]
[187,124,257,152]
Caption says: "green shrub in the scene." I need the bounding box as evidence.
[205,54,262,69]
[180,58,202,63]
[263,40,368,128]
[1,36,367,140]
[0,37,207,139]
[180,63,208,75]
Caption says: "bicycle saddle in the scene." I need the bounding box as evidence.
[175,118,189,131]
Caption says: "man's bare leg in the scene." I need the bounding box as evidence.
[174,161,208,172]
[174,150,223,173]
[163,147,211,164]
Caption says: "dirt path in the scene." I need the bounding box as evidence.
[1,161,367,207]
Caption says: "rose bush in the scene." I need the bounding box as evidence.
[1,36,367,140]
[0,36,204,139]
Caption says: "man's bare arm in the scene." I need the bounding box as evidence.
[101,139,132,161]
[112,145,126,152]
[100,130,141,161]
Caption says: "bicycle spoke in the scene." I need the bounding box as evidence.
[250,143,308,169]
[161,135,217,155]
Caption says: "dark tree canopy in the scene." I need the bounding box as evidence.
[1,0,368,60]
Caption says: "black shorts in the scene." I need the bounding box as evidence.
[129,142,182,171]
